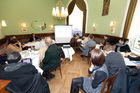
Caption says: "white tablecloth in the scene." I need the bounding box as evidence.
[20,50,43,74]
[25,40,46,49]
[61,47,75,61]
[124,58,137,66]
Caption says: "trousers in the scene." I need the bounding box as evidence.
[70,77,85,93]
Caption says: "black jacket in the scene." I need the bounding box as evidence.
[29,37,39,42]
[112,68,140,93]
[115,44,131,52]
[105,52,126,77]
[0,63,50,93]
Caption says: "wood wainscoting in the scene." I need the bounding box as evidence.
[0,33,122,49]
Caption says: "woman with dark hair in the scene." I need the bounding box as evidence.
[115,38,131,52]
[70,49,108,93]
[6,39,22,54]
[8,35,17,44]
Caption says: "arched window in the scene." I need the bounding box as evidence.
[66,0,87,35]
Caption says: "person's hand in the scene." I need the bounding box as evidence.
[100,43,103,46]
[124,52,131,57]
[136,64,140,69]
[17,41,21,46]
[90,63,94,69]
[22,44,25,48]
[89,64,94,71]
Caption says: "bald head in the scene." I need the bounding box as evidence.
[45,37,53,46]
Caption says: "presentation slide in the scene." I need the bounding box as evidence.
[54,25,72,43]
[72,30,82,36]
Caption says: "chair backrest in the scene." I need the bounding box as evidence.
[59,53,62,64]
[89,46,95,51]
[87,46,96,63]
[101,72,118,93]
[88,46,95,57]
[88,46,95,54]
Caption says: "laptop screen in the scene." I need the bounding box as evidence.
[22,58,32,64]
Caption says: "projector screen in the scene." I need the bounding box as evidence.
[54,25,72,43]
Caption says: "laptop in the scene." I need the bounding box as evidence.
[21,58,32,64]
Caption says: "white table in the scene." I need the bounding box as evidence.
[61,47,75,61]
[120,52,139,66]
[124,58,137,66]
[20,50,43,74]
[24,40,46,49]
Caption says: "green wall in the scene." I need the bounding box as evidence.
[0,0,68,35]
[0,0,128,37]
[0,29,5,39]
[87,0,128,36]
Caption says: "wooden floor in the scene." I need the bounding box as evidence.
[48,53,89,93]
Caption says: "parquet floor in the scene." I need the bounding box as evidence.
[48,53,89,93]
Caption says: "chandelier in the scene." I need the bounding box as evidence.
[52,0,68,19]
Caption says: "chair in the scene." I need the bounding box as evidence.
[70,41,81,51]
[87,46,95,63]
[48,54,62,79]
[101,72,118,93]
[57,54,63,78]
[81,46,95,64]
[0,79,11,93]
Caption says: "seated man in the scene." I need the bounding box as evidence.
[79,34,96,56]
[100,35,111,49]
[42,37,60,80]
[104,44,126,77]
[0,51,50,93]
[29,33,39,42]
[6,39,22,54]
[8,35,17,44]
[70,34,77,47]
[81,34,88,46]
[115,38,131,52]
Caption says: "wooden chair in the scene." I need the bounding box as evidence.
[70,41,81,51]
[101,72,118,93]
[81,46,95,64]
[87,46,95,64]
[48,54,62,79]
[0,79,11,93]
[57,54,63,78]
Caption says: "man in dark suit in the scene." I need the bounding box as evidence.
[42,37,60,79]
[29,33,39,42]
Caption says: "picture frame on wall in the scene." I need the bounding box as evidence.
[21,28,27,32]
[102,0,110,16]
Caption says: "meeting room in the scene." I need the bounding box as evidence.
[0,0,140,93]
